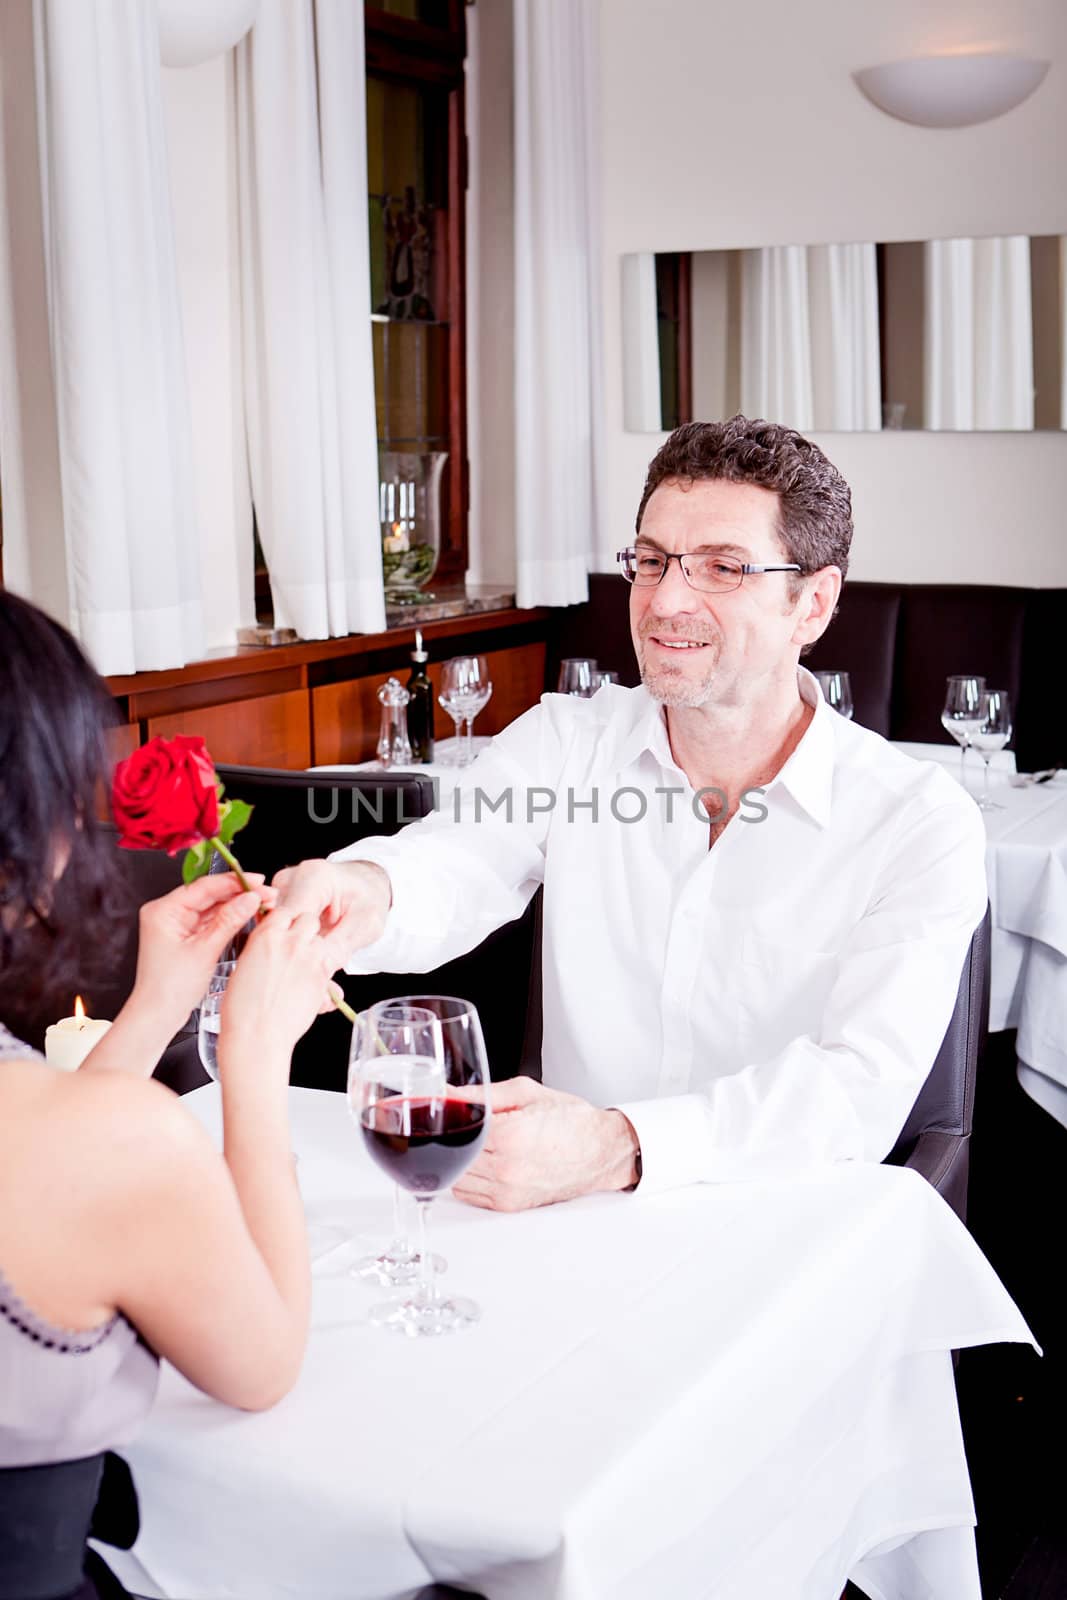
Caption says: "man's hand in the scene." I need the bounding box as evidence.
[271,859,392,957]
[452,1076,640,1212]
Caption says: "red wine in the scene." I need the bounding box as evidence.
[361,1096,487,1194]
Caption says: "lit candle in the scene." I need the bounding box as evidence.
[44,996,112,1073]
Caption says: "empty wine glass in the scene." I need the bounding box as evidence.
[438,656,492,768]
[971,689,1013,812]
[814,670,853,719]
[558,658,598,697]
[351,997,490,1337]
[592,669,620,691]
[348,1004,445,1288]
[941,676,987,784]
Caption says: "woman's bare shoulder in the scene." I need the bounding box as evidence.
[0,1061,212,1175]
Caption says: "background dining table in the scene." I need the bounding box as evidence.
[106,1086,1033,1600]
[893,743,1067,1128]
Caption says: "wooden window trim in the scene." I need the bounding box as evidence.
[366,5,469,585]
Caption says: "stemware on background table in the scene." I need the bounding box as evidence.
[972,689,1013,812]
[941,674,986,782]
[557,658,598,696]
[814,669,853,719]
[438,655,493,767]
[349,996,490,1337]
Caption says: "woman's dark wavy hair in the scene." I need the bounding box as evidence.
[0,590,127,1040]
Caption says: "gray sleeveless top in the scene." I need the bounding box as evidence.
[0,1024,159,1468]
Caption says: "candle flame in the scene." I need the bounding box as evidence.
[74,995,86,1021]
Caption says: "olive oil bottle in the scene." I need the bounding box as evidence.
[406,628,435,763]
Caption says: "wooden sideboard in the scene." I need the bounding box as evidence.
[106,607,551,769]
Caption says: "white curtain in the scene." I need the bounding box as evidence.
[0,0,204,674]
[740,246,815,430]
[235,0,385,638]
[741,243,881,432]
[808,243,881,430]
[925,236,1034,430]
[513,0,602,607]
[620,252,663,434]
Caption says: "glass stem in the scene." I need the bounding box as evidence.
[983,756,990,806]
[391,1184,410,1260]
[960,740,967,787]
[465,715,473,766]
[415,1198,436,1307]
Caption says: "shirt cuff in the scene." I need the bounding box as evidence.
[611,1094,715,1194]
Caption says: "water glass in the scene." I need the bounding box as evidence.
[350,997,490,1337]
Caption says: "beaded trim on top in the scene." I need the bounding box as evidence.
[0,1268,119,1356]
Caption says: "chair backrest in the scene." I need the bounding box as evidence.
[892,907,991,1152]
[214,764,438,877]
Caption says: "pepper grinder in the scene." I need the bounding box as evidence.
[377,677,413,769]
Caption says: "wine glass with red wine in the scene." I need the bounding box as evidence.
[350,997,490,1337]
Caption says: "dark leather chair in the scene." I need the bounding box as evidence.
[885,908,990,1223]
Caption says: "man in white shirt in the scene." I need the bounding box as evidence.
[276,416,987,1207]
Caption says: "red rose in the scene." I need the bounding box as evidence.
[112,735,221,854]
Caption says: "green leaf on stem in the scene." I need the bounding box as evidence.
[216,799,252,846]
[182,839,211,884]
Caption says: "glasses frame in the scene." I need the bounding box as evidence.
[616,547,802,594]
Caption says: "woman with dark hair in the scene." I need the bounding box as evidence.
[0,591,347,1600]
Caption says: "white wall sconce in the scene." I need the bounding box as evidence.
[853,53,1050,129]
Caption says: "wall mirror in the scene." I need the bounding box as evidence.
[621,236,1067,434]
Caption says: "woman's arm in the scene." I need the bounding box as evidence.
[75,907,347,1409]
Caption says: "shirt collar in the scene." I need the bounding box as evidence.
[611,669,837,827]
[613,687,677,777]
[764,667,836,829]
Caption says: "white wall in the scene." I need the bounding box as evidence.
[597,0,1067,585]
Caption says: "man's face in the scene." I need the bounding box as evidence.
[630,478,818,709]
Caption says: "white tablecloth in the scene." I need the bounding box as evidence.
[108,1087,1033,1600]
[894,743,1067,1126]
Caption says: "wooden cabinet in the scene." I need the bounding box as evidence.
[107,608,551,771]
[148,690,312,769]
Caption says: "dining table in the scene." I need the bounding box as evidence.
[105,1085,1033,1600]
[893,743,1067,1128]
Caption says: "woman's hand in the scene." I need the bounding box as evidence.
[132,873,276,1039]
[219,906,350,1070]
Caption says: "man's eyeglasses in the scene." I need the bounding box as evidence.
[616,547,802,595]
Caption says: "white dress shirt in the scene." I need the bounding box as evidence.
[334,671,988,1192]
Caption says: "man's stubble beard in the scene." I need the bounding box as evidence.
[636,634,724,709]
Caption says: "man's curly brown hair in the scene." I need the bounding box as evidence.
[635,415,853,585]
